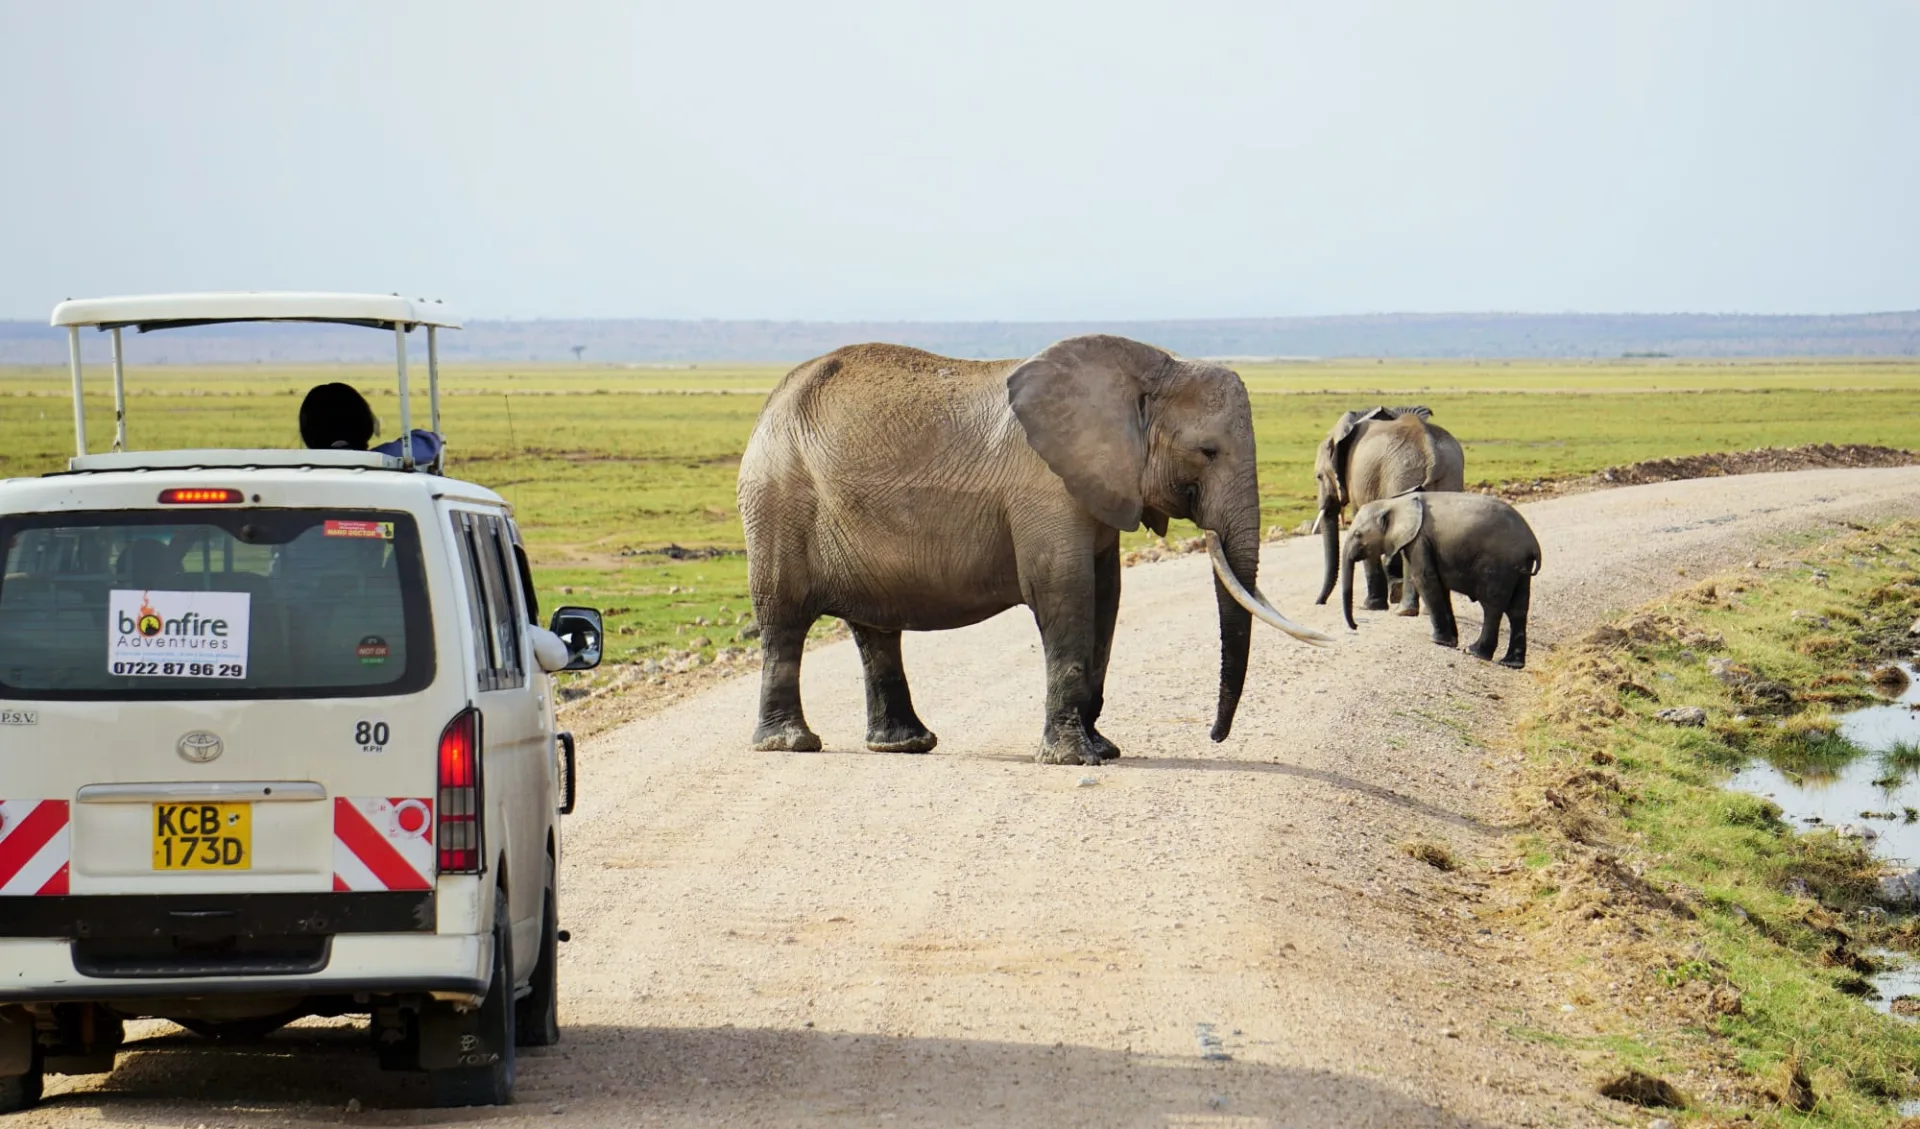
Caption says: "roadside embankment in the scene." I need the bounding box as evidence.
[1494,520,1920,1126]
[1485,443,1920,505]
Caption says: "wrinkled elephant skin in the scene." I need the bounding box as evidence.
[737,335,1327,765]
[1341,492,1541,668]
[1312,407,1466,616]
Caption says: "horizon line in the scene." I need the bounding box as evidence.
[4,307,1920,325]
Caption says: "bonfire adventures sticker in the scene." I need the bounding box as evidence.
[107,589,251,679]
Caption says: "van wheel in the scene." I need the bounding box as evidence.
[428,889,517,1108]
[516,873,560,1047]
[0,1045,43,1114]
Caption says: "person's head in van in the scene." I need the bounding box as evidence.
[298,383,378,450]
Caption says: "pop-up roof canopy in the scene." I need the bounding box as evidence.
[52,291,462,332]
[50,291,460,471]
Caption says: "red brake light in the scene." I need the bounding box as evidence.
[158,488,243,505]
[436,707,484,875]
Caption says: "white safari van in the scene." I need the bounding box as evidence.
[0,294,603,1110]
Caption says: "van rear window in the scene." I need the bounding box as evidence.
[0,510,433,700]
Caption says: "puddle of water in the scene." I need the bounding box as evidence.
[1723,662,1920,1010]
[1866,950,1920,1020]
[1725,662,1920,867]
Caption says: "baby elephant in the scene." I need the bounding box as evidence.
[1340,492,1541,667]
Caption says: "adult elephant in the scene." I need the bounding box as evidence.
[1310,406,1465,614]
[737,335,1329,766]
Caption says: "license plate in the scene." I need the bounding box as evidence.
[151,802,252,870]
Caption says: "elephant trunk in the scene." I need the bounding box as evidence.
[1201,524,1332,743]
[1340,535,1361,630]
[1314,498,1340,605]
[1206,524,1258,743]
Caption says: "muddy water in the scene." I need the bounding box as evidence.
[1726,664,1920,866]
[1725,662,1920,1019]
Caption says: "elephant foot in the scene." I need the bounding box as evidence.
[751,722,822,752]
[1394,604,1420,617]
[1431,632,1459,649]
[1088,728,1122,761]
[1036,726,1104,766]
[1465,643,1498,662]
[1499,652,1527,670]
[1363,597,1391,612]
[867,723,937,754]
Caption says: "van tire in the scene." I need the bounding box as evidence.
[427,889,517,1108]
[516,874,560,1047]
[0,1046,43,1114]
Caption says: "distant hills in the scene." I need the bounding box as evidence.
[3,310,1916,364]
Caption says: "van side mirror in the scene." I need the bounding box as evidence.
[548,606,603,671]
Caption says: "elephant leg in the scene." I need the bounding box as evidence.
[1363,555,1391,612]
[1023,552,1104,767]
[1499,573,1531,669]
[1083,541,1122,761]
[1466,583,1508,662]
[851,623,936,753]
[1412,549,1458,649]
[750,612,822,752]
[1391,552,1421,616]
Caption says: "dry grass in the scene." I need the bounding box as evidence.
[1597,1069,1688,1109]
[1400,838,1460,871]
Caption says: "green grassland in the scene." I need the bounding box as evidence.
[3,358,1918,664]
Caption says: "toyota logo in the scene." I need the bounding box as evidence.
[176,731,223,764]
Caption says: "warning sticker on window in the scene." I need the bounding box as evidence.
[356,636,390,665]
[324,520,395,540]
[107,590,251,679]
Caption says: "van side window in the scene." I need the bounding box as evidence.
[509,523,539,626]
[449,511,501,691]
[477,516,525,687]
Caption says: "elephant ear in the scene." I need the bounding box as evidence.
[1325,407,1394,505]
[1007,335,1171,531]
[1328,408,1374,446]
[1383,493,1427,560]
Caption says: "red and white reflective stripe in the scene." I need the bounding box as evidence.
[0,800,70,896]
[332,797,435,892]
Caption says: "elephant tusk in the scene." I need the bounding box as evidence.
[1205,532,1333,646]
[1310,510,1323,536]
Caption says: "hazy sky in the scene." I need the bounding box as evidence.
[2,1,1915,320]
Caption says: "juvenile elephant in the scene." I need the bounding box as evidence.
[1311,407,1465,615]
[737,335,1329,766]
[1340,491,1541,668]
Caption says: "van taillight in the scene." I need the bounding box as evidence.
[437,707,484,875]
[158,488,243,504]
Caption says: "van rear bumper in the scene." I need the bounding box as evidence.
[0,933,488,1005]
[0,892,434,940]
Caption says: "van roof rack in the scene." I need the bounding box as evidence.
[49,291,462,472]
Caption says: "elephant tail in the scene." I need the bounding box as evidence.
[1530,548,1542,576]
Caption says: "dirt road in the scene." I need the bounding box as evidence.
[25,467,1920,1128]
